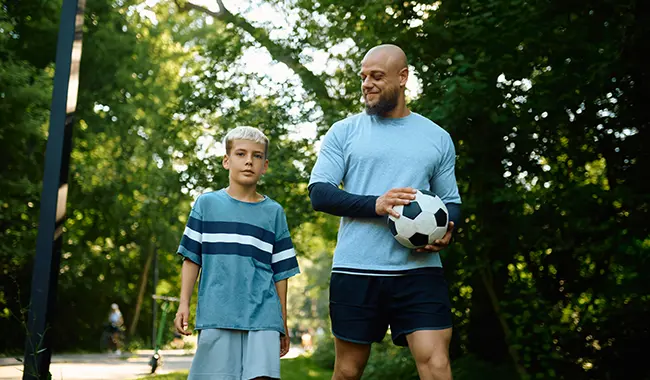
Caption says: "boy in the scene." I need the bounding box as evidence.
[174,126,300,380]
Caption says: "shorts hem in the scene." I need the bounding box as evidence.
[243,371,280,380]
[392,325,453,346]
[332,331,375,345]
[195,325,284,334]
[188,372,240,379]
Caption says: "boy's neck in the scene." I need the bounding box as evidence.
[226,183,264,203]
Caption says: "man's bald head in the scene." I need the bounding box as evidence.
[362,44,408,74]
[360,44,409,116]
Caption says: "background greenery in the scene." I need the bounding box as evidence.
[1,0,648,379]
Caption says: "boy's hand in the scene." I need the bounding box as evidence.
[280,334,290,357]
[174,304,192,336]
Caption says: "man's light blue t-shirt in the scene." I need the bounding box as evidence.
[177,189,300,334]
[309,112,461,274]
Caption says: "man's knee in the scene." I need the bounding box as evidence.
[334,359,365,380]
[413,350,449,372]
[428,352,450,372]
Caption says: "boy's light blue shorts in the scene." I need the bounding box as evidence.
[188,329,280,380]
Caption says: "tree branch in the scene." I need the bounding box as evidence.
[176,0,332,106]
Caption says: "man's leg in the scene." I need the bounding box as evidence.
[388,268,453,380]
[329,273,387,380]
[406,328,453,380]
[332,338,371,380]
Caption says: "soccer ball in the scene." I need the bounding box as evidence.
[387,189,449,249]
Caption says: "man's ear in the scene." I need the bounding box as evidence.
[399,67,409,87]
[222,154,230,170]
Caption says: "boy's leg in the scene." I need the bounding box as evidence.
[388,268,453,380]
[242,330,281,380]
[329,273,387,380]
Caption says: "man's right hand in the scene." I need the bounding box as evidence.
[174,304,192,336]
[376,187,417,218]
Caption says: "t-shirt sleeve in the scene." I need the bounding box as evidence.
[177,198,203,266]
[308,123,346,187]
[431,134,462,204]
[271,208,300,282]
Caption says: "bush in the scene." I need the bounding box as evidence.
[452,355,518,380]
[362,337,418,380]
[311,333,335,370]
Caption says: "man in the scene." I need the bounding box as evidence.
[308,44,461,380]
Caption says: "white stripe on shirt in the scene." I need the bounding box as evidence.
[183,226,202,243]
[271,248,296,263]
[202,233,273,253]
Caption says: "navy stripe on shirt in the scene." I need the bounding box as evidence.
[202,242,272,265]
[272,257,299,274]
[180,234,201,255]
[274,237,293,253]
[187,217,275,244]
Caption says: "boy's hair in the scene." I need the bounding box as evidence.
[223,126,269,159]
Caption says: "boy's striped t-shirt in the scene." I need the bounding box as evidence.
[177,189,300,334]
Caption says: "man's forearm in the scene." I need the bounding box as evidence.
[446,202,461,227]
[308,182,379,218]
[310,182,462,224]
[275,279,288,331]
[180,259,200,306]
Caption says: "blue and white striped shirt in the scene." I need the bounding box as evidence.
[177,189,300,334]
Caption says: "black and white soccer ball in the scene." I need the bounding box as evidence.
[387,189,449,249]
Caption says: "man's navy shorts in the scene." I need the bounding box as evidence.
[329,267,452,347]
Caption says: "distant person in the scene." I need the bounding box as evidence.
[301,331,313,351]
[108,303,124,329]
[107,303,124,355]
[174,126,300,379]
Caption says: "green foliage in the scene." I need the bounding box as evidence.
[362,338,418,380]
[311,332,335,370]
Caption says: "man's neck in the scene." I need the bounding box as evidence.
[226,183,262,202]
[380,101,410,119]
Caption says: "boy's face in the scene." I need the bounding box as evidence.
[223,139,268,187]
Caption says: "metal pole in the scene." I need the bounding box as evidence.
[22,0,85,379]
[152,246,159,349]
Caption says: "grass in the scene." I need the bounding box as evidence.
[138,355,333,379]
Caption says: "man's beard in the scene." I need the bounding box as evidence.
[365,87,399,116]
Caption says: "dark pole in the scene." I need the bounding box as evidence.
[22,0,85,379]
[152,246,159,349]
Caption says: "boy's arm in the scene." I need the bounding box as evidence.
[275,279,290,357]
[275,279,288,331]
[175,259,200,336]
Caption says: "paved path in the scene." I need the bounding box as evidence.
[0,347,304,380]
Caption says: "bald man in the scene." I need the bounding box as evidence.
[308,44,461,380]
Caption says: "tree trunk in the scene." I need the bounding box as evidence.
[479,265,529,380]
[128,243,154,336]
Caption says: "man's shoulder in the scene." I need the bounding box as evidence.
[330,112,368,131]
[411,112,450,136]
